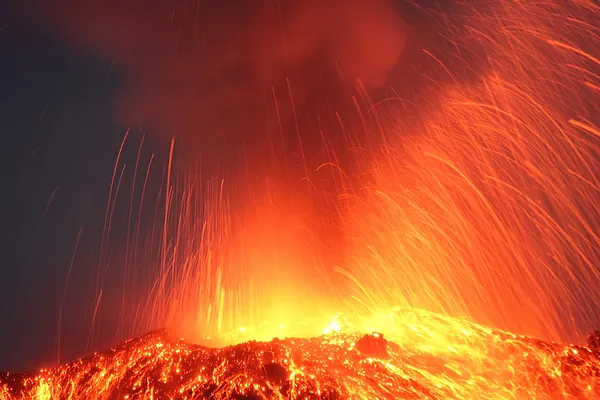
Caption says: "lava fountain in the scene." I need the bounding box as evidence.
[2,0,600,399]
[147,175,345,345]
[342,0,600,342]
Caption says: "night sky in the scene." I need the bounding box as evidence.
[0,4,138,371]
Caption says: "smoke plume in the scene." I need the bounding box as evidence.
[34,0,407,170]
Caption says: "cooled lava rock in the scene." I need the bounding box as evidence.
[589,330,600,348]
[355,332,389,359]
[261,350,289,383]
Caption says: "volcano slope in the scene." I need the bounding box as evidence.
[1,309,600,399]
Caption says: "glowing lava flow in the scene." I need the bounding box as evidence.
[2,309,600,399]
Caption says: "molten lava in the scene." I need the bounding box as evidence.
[2,309,600,399]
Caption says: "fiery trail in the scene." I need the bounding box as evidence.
[340,0,600,342]
[5,0,600,398]
[144,176,342,344]
[146,0,600,345]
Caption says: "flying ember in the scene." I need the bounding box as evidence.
[3,0,600,399]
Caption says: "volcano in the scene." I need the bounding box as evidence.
[1,309,599,399]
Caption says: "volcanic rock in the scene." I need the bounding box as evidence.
[2,310,600,399]
[355,332,389,359]
[589,330,600,348]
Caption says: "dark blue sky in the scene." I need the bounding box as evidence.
[0,8,153,371]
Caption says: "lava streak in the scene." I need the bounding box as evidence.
[7,0,600,398]
[2,309,600,399]
[339,0,600,342]
[132,0,600,348]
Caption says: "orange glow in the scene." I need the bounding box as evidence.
[339,0,600,342]
[143,0,600,346]
[4,0,600,398]
[136,174,345,346]
[2,309,600,399]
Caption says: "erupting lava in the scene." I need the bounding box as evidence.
[2,309,600,399]
[4,0,600,398]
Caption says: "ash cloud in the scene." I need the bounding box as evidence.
[33,0,407,170]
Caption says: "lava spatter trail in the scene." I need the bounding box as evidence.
[2,309,600,399]
[339,0,600,343]
[4,0,600,399]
